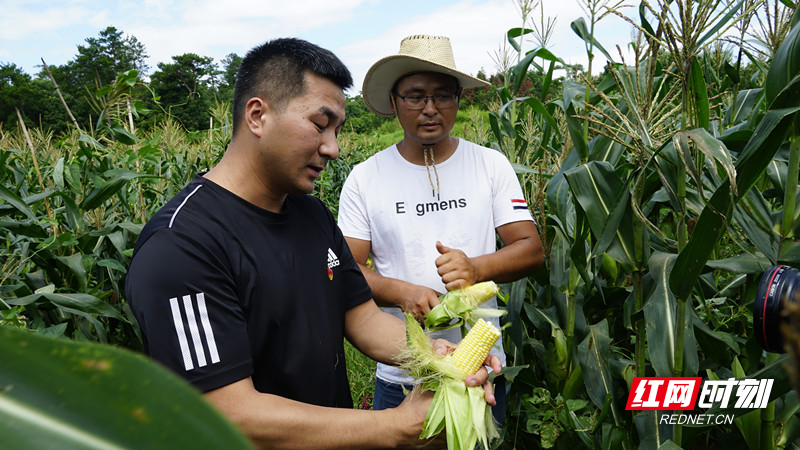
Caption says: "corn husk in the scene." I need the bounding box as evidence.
[425,281,505,331]
[400,314,499,450]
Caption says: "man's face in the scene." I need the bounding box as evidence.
[393,72,460,147]
[260,72,346,196]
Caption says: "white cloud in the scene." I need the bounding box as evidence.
[0,2,93,40]
[1,0,640,84]
[126,0,371,70]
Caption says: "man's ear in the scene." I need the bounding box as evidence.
[244,97,271,138]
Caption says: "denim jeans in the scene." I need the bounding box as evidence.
[372,376,507,425]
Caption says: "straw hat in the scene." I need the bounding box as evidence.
[362,35,491,117]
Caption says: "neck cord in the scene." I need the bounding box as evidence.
[423,145,441,200]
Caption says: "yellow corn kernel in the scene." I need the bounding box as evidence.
[451,319,501,377]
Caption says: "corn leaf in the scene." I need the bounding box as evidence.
[0,325,250,449]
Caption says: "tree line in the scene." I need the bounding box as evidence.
[1,26,574,138]
[2,26,240,134]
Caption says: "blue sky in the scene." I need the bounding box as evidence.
[0,0,638,94]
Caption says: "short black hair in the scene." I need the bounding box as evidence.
[231,38,353,134]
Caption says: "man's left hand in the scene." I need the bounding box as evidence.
[431,338,501,405]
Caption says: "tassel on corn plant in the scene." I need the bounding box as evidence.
[401,314,501,450]
[425,281,505,331]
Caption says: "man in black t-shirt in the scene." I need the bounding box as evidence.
[125,38,500,448]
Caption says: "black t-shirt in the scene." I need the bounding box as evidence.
[125,175,373,407]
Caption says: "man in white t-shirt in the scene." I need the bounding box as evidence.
[337,35,544,421]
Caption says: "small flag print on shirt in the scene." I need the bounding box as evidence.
[512,199,528,211]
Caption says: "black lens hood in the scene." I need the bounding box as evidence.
[754,265,800,353]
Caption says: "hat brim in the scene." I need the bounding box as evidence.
[362,55,491,117]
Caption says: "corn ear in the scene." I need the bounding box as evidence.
[425,281,502,330]
[451,319,501,377]
[402,316,499,450]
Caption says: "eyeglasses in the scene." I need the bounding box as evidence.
[394,92,460,109]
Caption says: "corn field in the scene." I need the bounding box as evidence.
[2,0,800,448]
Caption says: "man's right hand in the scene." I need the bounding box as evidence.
[400,284,442,324]
[393,386,445,448]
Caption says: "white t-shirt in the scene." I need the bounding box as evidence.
[338,138,534,385]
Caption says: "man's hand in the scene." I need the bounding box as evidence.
[432,338,501,406]
[394,387,445,448]
[466,353,502,406]
[435,241,479,291]
[400,284,442,323]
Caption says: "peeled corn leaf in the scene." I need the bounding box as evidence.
[425,281,503,331]
[422,388,447,438]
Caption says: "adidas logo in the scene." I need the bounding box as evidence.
[327,248,340,269]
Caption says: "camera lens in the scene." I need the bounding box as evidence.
[754,265,800,353]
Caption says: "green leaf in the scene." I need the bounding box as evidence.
[731,358,761,449]
[562,81,590,161]
[108,126,138,145]
[78,133,105,150]
[734,190,780,260]
[59,193,86,233]
[724,89,764,126]
[53,157,65,191]
[577,320,617,415]
[679,128,737,194]
[793,2,800,27]
[570,17,613,62]
[639,1,657,45]
[0,325,251,449]
[80,170,148,210]
[542,59,555,100]
[8,292,126,322]
[54,253,88,292]
[635,410,672,448]
[564,161,635,269]
[519,96,560,135]
[705,254,772,274]
[644,253,678,377]
[765,20,800,107]
[768,74,800,111]
[736,107,800,195]
[645,253,699,377]
[506,278,528,351]
[64,161,83,196]
[0,184,38,221]
[511,163,540,174]
[506,27,535,52]
[692,310,737,366]
[0,219,48,238]
[511,47,563,97]
[689,59,710,129]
